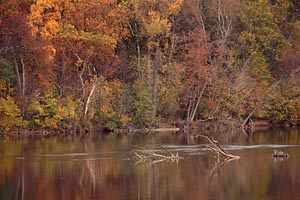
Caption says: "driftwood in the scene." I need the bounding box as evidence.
[150,128,180,132]
[193,135,240,159]
[131,135,239,165]
[117,127,180,134]
[131,145,182,164]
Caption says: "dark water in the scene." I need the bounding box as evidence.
[1,128,300,200]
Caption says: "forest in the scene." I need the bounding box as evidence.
[1,0,300,132]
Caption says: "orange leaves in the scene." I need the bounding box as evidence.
[75,59,83,69]
[71,0,129,44]
[183,28,210,86]
[29,0,61,39]
[41,19,60,39]
[57,0,128,68]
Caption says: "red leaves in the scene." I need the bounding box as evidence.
[183,28,210,87]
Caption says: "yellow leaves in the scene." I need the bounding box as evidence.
[0,80,23,132]
[119,115,131,127]
[100,79,122,112]
[143,0,183,18]
[0,96,23,132]
[0,96,21,118]
[100,105,116,120]
[41,117,58,129]
[285,99,300,121]
[130,0,183,38]
[60,24,78,39]
[78,31,117,48]
[55,97,77,121]
[258,0,268,3]
[31,92,80,129]
[97,78,131,128]
[144,11,171,37]
[167,0,184,15]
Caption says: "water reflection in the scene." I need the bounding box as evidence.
[1,129,300,199]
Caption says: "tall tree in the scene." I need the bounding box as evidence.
[128,0,183,125]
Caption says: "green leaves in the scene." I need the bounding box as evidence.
[0,59,14,85]
[132,79,152,125]
[239,1,288,62]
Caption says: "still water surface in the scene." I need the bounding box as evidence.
[1,128,300,200]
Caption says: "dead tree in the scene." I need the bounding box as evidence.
[193,135,240,159]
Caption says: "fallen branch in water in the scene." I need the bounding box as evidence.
[131,145,182,164]
[193,135,240,159]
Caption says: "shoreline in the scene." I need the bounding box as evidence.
[1,119,300,138]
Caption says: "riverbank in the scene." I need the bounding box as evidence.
[2,118,300,138]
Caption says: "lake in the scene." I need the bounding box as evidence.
[1,128,300,200]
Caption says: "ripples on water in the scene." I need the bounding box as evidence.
[1,128,300,199]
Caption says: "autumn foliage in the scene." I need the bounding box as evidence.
[1,0,300,132]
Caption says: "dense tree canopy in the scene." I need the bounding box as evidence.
[1,0,300,132]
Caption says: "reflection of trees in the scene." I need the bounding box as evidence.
[14,157,24,200]
[133,161,185,199]
[0,135,134,199]
[2,132,300,199]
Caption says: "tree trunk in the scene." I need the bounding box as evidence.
[13,54,21,94]
[58,60,66,97]
[84,80,97,121]
[152,44,159,125]
[190,80,207,122]
[20,54,25,100]
[135,22,141,77]
[20,53,26,128]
